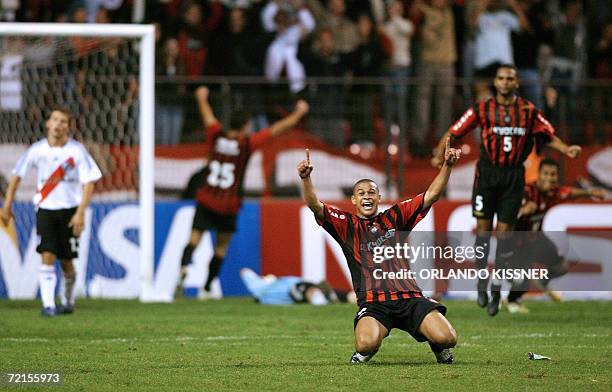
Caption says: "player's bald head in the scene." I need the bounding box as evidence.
[352,179,379,195]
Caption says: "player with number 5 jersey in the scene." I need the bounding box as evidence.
[431,64,582,316]
[178,86,309,298]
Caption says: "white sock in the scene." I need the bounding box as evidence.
[62,274,76,307]
[39,265,57,309]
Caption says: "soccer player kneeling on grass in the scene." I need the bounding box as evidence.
[297,140,460,364]
[0,107,102,317]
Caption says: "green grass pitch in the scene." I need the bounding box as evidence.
[1,299,611,391]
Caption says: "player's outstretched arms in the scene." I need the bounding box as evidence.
[269,100,310,137]
[546,135,582,159]
[195,86,219,128]
[297,149,324,219]
[0,176,21,226]
[424,138,461,209]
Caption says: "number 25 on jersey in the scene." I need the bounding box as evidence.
[207,161,235,189]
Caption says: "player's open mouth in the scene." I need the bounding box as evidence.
[362,201,374,210]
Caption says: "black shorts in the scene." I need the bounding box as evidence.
[36,207,79,259]
[353,297,447,342]
[192,203,237,233]
[472,160,524,224]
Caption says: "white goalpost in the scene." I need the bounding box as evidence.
[0,23,157,302]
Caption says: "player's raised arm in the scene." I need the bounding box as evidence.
[269,100,310,137]
[195,86,219,128]
[432,106,477,168]
[569,187,606,200]
[424,138,461,209]
[0,176,21,226]
[298,149,324,219]
[546,135,582,159]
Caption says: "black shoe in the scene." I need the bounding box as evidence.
[488,286,501,316]
[56,304,74,314]
[477,278,489,308]
[41,307,56,317]
[434,349,454,364]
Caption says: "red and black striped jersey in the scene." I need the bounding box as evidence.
[516,182,572,231]
[196,122,271,215]
[315,193,430,306]
[449,97,555,167]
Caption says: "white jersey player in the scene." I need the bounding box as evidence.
[1,107,102,316]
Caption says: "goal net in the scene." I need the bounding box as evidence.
[0,24,157,301]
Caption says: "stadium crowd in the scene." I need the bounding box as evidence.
[1,0,610,151]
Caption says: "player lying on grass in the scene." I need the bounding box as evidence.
[1,107,102,316]
[178,86,309,298]
[298,140,461,364]
[504,158,606,314]
[240,268,357,305]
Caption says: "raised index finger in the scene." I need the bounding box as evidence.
[445,137,450,152]
[306,148,310,165]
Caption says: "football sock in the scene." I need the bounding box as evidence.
[181,244,195,267]
[474,234,491,270]
[493,234,514,286]
[507,290,524,303]
[39,265,57,309]
[62,273,76,306]
[204,255,223,291]
[429,341,443,353]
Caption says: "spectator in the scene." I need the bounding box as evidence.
[261,0,315,93]
[156,36,186,145]
[382,0,414,138]
[307,0,359,54]
[212,7,269,130]
[176,0,223,78]
[299,28,350,147]
[348,14,385,142]
[413,0,456,156]
[544,0,587,143]
[471,0,527,100]
[512,0,553,109]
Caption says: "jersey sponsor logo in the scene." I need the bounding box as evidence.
[492,127,526,136]
[214,137,240,156]
[365,229,396,251]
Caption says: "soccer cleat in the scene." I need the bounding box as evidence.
[41,307,56,317]
[477,278,489,308]
[350,351,376,364]
[545,290,562,302]
[434,349,454,364]
[56,304,74,315]
[488,287,501,316]
[505,300,529,314]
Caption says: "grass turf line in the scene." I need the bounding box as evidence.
[0,299,610,391]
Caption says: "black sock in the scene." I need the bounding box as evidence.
[204,255,223,291]
[475,234,491,271]
[181,244,195,267]
[507,290,524,303]
[495,234,515,271]
[429,341,443,353]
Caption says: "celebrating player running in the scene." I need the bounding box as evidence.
[178,86,309,298]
